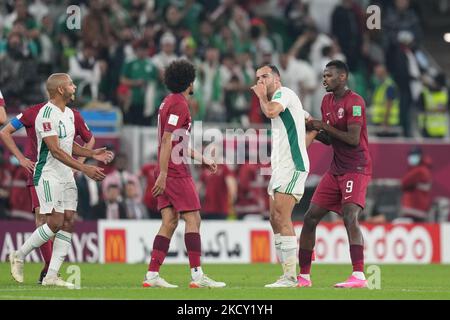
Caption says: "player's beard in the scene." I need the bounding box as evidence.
[63,90,75,103]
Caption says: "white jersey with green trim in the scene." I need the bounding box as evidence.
[270,86,310,173]
[33,102,76,185]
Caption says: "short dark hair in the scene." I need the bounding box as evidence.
[325,60,349,76]
[258,64,280,77]
[164,59,196,93]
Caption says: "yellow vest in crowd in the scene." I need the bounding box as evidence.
[418,87,449,138]
[371,77,400,126]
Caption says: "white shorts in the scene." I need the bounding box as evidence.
[268,168,308,203]
[36,178,78,214]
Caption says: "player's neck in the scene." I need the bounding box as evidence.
[49,98,66,112]
[333,87,349,99]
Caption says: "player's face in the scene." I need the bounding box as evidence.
[256,67,277,95]
[60,76,77,103]
[323,67,344,92]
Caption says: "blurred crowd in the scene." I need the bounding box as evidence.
[1,0,450,221]
[1,0,448,137]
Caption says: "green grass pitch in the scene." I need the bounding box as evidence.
[1,263,450,300]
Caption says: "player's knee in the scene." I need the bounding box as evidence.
[303,213,319,230]
[163,217,178,231]
[343,213,358,229]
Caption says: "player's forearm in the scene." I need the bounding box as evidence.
[306,130,319,148]
[258,97,279,119]
[72,142,95,158]
[76,137,95,164]
[158,137,172,175]
[322,123,359,146]
[315,130,332,145]
[188,147,204,164]
[50,147,86,172]
[0,107,7,125]
[0,130,27,162]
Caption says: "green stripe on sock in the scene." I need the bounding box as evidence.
[38,226,50,241]
[56,233,71,243]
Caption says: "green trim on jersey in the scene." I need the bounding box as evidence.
[43,180,52,202]
[279,109,306,171]
[33,141,50,186]
[43,106,52,119]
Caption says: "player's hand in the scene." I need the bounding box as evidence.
[152,172,167,197]
[308,120,324,131]
[83,165,106,181]
[92,147,115,164]
[19,157,35,174]
[204,157,217,174]
[251,82,267,99]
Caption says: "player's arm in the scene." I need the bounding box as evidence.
[76,136,95,164]
[0,121,35,173]
[152,131,172,197]
[309,120,361,147]
[304,111,319,148]
[0,106,6,125]
[188,147,217,173]
[251,83,284,119]
[72,141,114,164]
[44,135,105,181]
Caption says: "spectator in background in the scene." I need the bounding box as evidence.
[8,153,32,220]
[382,0,423,50]
[398,147,433,223]
[140,159,159,219]
[69,45,104,102]
[331,0,365,72]
[82,0,113,60]
[102,153,142,202]
[418,73,449,138]
[199,163,237,220]
[370,63,400,136]
[92,184,127,220]
[0,32,42,108]
[119,40,157,125]
[75,158,101,220]
[0,148,12,219]
[124,180,149,219]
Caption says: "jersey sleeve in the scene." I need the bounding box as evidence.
[164,103,188,133]
[346,95,365,126]
[36,111,58,138]
[270,88,289,111]
[74,111,93,143]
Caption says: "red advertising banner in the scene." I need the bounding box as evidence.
[294,222,441,264]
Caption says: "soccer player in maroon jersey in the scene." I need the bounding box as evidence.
[142,60,226,288]
[0,75,112,285]
[297,60,372,288]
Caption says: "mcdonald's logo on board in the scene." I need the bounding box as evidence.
[105,229,126,263]
[250,230,271,263]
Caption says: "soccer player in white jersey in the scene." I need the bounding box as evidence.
[9,73,112,288]
[252,65,318,287]
[0,89,7,124]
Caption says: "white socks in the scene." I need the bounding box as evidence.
[352,271,366,280]
[274,233,282,263]
[17,224,55,260]
[280,236,298,278]
[47,231,72,277]
[191,266,204,281]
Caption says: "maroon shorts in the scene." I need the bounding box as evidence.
[311,172,371,215]
[157,176,201,213]
[28,185,39,213]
